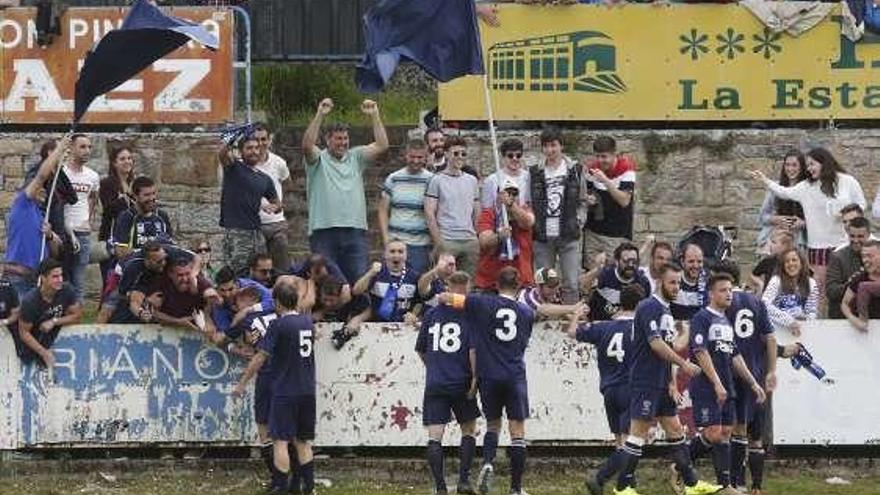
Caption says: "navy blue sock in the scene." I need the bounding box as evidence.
[459,435,476,484]
[615,439,643,491]
[288,445,301,494]
[300,461,314,494]
[689,433,713,463]
[730,436,748,487]
[596,448,626,486]
[482,431,499,465]
[428,440,447,491]
[712,441,732,487]
[261,444,279,480]
[271,468,289,492]
[667,437,698,487]
[509,438,526,492]
[748,448,766,490]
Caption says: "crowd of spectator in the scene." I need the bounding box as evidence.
[2,95,880,370]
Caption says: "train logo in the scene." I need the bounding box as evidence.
[488,31,626,94]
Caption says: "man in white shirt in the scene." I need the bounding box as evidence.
[253,123,292,272]
[63,134,100,300]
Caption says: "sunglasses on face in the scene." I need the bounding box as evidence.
[451,151,467,157]
[505,152,522,159]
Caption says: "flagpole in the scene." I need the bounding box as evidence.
[39,122,73,263]
[481,73,513,257]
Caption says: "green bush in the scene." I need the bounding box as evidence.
[253,64,436,126]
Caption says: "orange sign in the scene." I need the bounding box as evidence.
[0,6,233,125]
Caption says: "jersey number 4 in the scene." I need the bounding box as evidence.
[606,332,625,363]
[428,323,462,353]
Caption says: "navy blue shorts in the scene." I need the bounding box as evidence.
[629,387,677,421]
[422,387,481,426]
[603,385,630,435]
[254,373,272,425]
[479,379,529,421]
[269,395,316,441]
[692,395,736,427]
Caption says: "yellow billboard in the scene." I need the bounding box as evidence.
[439,4,880,121]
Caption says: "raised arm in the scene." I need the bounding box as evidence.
[302,98,333,165]
[377,192,392,246]
[748,169,802,202]
[352,261,382,296]
[25,135,71,200]
[360,99,389,162]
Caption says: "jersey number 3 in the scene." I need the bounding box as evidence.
[494,308,518,342]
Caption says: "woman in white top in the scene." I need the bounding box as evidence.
[750,147,866,304]
[762,248,818,336]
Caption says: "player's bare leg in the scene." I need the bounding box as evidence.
[272,439,291,494]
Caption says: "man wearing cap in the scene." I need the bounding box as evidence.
[218,130,282,276]
[518,267,579,319]
[476,179,535,291]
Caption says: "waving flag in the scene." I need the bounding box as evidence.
[356,0,485,93]
[74,0,219,123]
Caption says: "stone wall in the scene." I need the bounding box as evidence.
[2,128,879,286]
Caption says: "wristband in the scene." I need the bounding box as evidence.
[450,294,466,309]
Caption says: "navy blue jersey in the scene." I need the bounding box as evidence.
[726,290,773,380]
[576,317,635,393]
[689,307,739,397]
[231,309,278,376]
[0,278,20,319]
[589,266,652,321]
[671,269,708,320]
[211,278,275,334]
[464,293,535,382]
[258,312,316,398]
[416,305,475,392]
[368,265,421,322]
[630,295,677,391]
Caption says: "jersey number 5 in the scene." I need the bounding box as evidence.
[606,332,625,363]
[299,329,313,358]
[494,308,518,342]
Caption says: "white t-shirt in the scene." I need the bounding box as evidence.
[543,164,568,238]
[63,164,100,233]
[255,152,290,224]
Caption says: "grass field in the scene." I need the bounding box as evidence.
[0,460,877,495]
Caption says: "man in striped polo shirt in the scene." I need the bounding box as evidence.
[378,139,434,274]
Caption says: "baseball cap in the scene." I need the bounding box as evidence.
[534,267,559,285]
[500,178,519,192]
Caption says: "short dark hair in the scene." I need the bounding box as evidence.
[406,138,428,151]
[323,122,350,137]
[712,259,741,286]
[651,241,674,258]
[319,279,343,297]
[539,127,563,146]
[849,216,871,231]
[593,136,617,154]
[249,253,272,269]
[273,281,299,309]
[620,283,646,311]
[132,176,155,196]
[658,262,682,277]
[424,127,444,142]
[444,135,466,150]
[71,133,89,143]
[215,266,237,286]
[614,241,639,261]
[38,258,62,277]
[708,272,734,291]
[499,138,524,155]
[142,241,163,255]
[840,203,865,217]
[497,266,521,291]
[253,121,271,135]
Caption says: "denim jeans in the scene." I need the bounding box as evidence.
[533,237,581,303]
[68,232,91,301]
[309,227,369,284]
[406,244,432,275]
